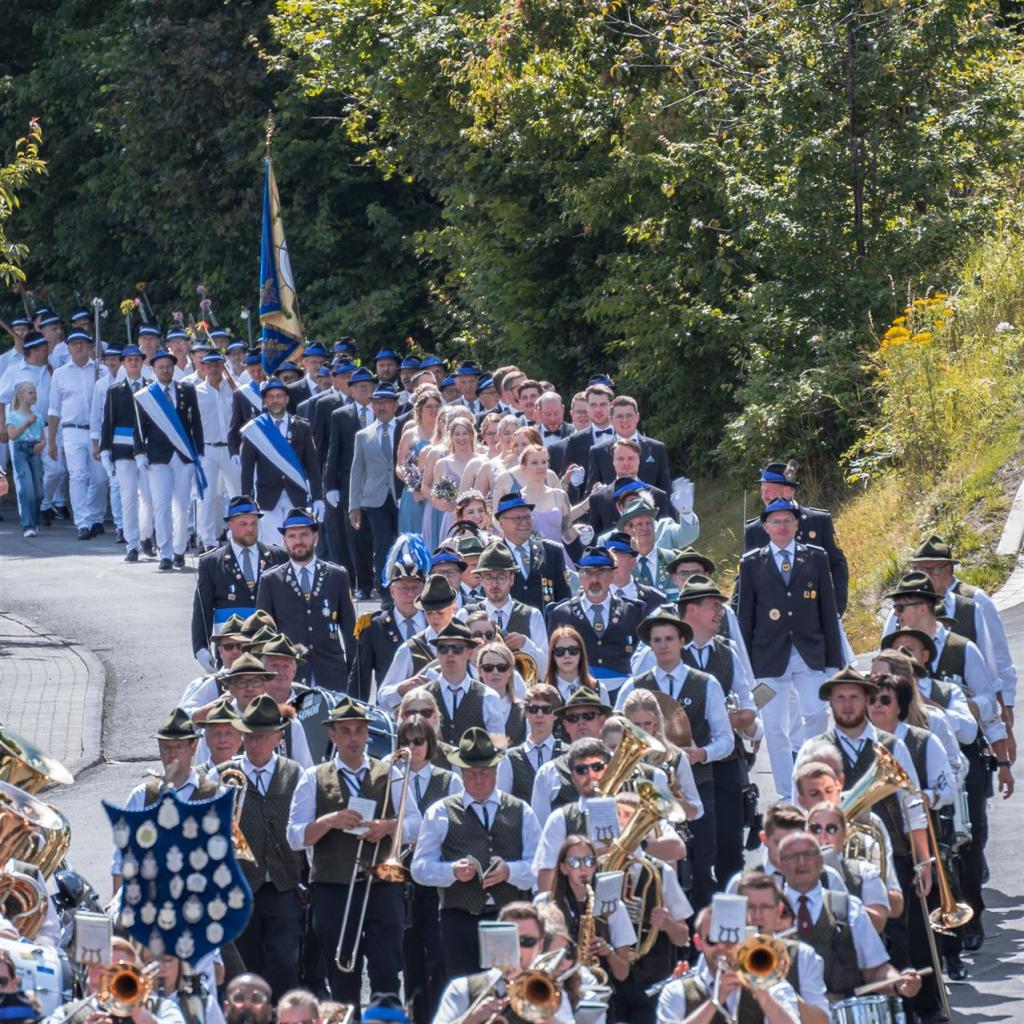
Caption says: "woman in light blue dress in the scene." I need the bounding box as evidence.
[396,386,442,536]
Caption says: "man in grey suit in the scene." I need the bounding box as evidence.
[345,381,401,591]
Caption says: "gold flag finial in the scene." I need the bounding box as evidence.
[264,111,276,154]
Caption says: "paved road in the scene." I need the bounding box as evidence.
[1,512,1022,1017]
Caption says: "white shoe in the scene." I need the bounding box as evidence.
[23,529,37,538]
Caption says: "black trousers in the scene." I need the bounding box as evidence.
[712,758,745,888]
[944,747,989,957]
[366,496,398,592]
[891,853,944,1015]
[687,778,717,914]
[611,976,656,1024]
[439,907,498,978]
[312,879,404,1007]
[343,503,374,592]
[233,883,301,1001]
[404,884,446,1023]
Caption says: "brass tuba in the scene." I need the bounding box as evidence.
[596,722,665,798]
[218,769,257,863]
[602,781,684,872]
[733,934,790,988]
[0,781,70,877]
[513,652,539,688]
[0,727,74,794]
[0,871,47,939]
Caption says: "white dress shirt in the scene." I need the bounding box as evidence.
[435,674,506,734]
[287,754,372,850]
[916,674,978,746]
[951,578,1017,706]
[196,377,235,445]
[657,958,799,1024]
[529,760,669,825]
[385,760,464,842]
[495,735,558,793]
[49,360,106,424]
[783,883,889,970]
[377,626,441,711]
[458,599,549,667]
[434,967,574,1024]
[410,787,540,892]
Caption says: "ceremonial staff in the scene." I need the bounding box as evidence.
[92,296,104,381]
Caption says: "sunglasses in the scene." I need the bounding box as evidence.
[526,704,554,715]
[480,662,511,673]
[437,643,469,655]
[219,642,242,651]
[564,711,599,724]
[808,822,842,836]
[892,601,927,612]
[406,737,428,746]
[473,630,497,641]
[519,936,540,948]
[869,694,894,707]
[572,761,607,776]
[553,645,581,657]
[564,854,597,868]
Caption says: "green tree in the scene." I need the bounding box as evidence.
[0,119,46,287]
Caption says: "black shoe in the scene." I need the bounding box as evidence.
[124,549,139,563]
[355,588,370,601]
[116,528,126,544]
[158,558,173,571]
[946,953,969,981]
[173,553,185,569]
[141,537,155,557]
[55,506,71,520]
[40,508,54,526]
[90,522,105,537]
[77,527,92,540]
[963,921,984,951]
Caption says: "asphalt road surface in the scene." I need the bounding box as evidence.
[1,512,1022,1018]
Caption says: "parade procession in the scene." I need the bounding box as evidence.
[0,109,1021,1024]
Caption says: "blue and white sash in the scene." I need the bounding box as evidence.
[241,413,311,499]
[135,383,208,498]
[112,426,134,450]
[240,380,263,412]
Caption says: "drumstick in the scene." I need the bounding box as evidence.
[853,968,933,997]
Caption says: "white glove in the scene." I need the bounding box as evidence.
[326,489,341,508]
[135,454,149,471]
[670,490,693,516]
[313,499,326,522]
[231,454,240,467]
[195,648,214,673]
[576,523,595,545]
[100,451,114,474]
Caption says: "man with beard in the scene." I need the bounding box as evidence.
[256,507,356,690]
[222,974,273,1024]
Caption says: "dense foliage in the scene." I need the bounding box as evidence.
[3,0,1023,477]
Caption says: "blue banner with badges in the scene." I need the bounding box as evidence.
[104,789,252,964]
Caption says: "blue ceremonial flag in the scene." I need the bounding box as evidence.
[259,154,304,376]
[104,789,253,965]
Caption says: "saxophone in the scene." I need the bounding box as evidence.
[577,883,608,985]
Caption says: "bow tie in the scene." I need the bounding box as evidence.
[543,429,562,438]
[594,428,613,437]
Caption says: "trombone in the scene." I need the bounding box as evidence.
[334,750,412,972]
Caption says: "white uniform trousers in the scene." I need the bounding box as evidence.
[112,457,152,551]
[41,442,67,510]
[198,446,241,546]
[259,493,292,545]
[149,453,194,558]
[758,647,828,801]
[62,426,108,529]
[104,459,123,530]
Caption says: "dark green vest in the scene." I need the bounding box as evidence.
[950,593,978,644]
[505,701,527,747]
[506,740,564,802]
[427,679,490,744]
[933,631,967,686]
[803,889,860,998]
[549,754,579,812]
[309,759,392,885]
[415,765,455,813]
[633,666,714,784]
[439,793,531,913]
[839,857,865,901]
[408,631,435,674]
[678,974,764,1024]
[683,638,735,695]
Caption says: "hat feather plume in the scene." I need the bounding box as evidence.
[382,532,431,588]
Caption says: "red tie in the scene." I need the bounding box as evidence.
[797,894,813,939]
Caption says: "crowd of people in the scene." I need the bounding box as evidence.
[0,307,1018,1024]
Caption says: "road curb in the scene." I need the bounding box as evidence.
[0,611,107,778]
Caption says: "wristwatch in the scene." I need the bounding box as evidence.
[996,759,1011,767]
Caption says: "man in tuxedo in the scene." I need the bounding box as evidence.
[587,394,673,491]
[190,495,288,668]
[228,352,266,455]
[239,379,324,543]
[546,381,614,488]
[256,507,357,690]
[742,460,849,615]
[536,391,572,449]
[493,492,572,612]
[286,341,328,412]
[133,349,205,571]
[346,382,401,593]
[324,366,377,597]
[453,361,483,413]
[588,459,674,536]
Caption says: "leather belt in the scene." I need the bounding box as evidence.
[61,423,89,429]
[207,442,228,447]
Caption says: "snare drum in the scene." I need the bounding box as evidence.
[0,935,71,1015]
[830,995,892,1024]
[365,704,397,760]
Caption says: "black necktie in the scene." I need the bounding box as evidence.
[341,767,365,797]
[476,802,491,831]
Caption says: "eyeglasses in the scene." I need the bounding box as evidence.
[808,822,842,836]
[480,573,513,584]
[519,935,540,948]
[564,711,599,724]
[231,679,263,689]
[564,854,597,868]
[502,514,533,524]
[480,662,510,673]
[473,630,496,641]
[572,761,607,776]
[437,643,469,655]
[526,704,554,715]
[228,990,270,1006]
[779,850,821,863]
[869,694,894,706]
[892,601,926,612]
[553,645,581,657]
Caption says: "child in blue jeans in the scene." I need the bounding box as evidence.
[7,381,45,537]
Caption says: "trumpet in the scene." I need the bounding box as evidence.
[508,949,567,1022]
[97,961,159,1016]
[733,934,789,988]
[218,769,257,864]
[335,751,408,972]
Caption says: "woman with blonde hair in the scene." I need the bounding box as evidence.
[460,411,504,493]
[422,407,477,546]
[396,385,443,536]
[474,413,521,498]
[475,639,526,744]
